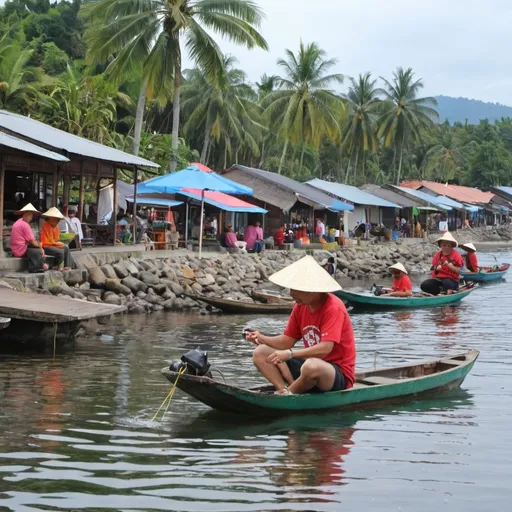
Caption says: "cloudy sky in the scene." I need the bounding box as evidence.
[213,0,512,105]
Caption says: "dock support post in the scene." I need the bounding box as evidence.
[78,160,85,221]
[0,157,5,258]
[112,168,118,246]
[132,166,138,244]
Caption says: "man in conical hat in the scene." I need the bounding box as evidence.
[420,231,463,295]
[10,203,48,273]
[41,207,73,270]
[379,262,413,297]
[246,256,356,395]
[460,242,479,273]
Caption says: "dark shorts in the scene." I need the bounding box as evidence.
[285,357,346,392]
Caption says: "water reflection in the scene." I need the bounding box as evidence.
[0,251,510,511]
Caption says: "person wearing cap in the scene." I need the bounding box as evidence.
[460,242,479,273]
[320,256,336,276]
[420,231,463,295]
[247,256,356,395]
[382,263,413,297]
[67,206,84,248]
[10,203,48,273]
[41,207,73,270]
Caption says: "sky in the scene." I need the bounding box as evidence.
[209,0,512,105]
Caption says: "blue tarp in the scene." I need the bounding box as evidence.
[125,196,183,208]
[179,190,267,213]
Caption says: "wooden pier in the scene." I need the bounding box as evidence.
[0,289,126,347]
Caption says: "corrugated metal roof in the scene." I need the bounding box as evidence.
[434,195,464,209]
[0,109,159,168]
[389,186,453,210]
[225,166,353,211]
[494,186,512,199]
[361,184,420,208]
[401,180,493,204]
[0,131,69,161]
[307,179,400,208]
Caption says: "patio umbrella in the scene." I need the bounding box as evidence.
[140,165,253,257]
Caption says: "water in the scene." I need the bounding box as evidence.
[0,250,511,511]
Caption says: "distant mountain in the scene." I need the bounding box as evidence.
[435,95,512,124]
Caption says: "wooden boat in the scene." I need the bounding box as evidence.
[195,295,294,314]
[251,289,295,304]
[334,283,476,310]
[161,350,479,416]
[460,263,510,282]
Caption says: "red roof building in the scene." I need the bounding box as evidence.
[400,180,494,204]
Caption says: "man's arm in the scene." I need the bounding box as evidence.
[267,342,334,365]
[387,290,413,297]
[246,331,296,349]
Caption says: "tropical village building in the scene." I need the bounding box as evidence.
[305,178,400,232]
[221,165,352,238]
[0,109,159,256]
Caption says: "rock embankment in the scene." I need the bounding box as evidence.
[428,225,512,245]
[0,242,437,315]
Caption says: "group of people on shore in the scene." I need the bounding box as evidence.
[9,203,74,273]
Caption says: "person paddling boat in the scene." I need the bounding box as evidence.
[460,242,479,273]
[378,262,413,297]
[420,232,462,296]
[246,256,356,396]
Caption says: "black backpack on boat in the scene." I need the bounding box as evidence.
[169,348,212,377]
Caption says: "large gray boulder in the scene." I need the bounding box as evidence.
[113,262,130,279]
[122,276,148,294]
[139,271,160,286]
[89,266,106,287]
[101,264,118,279]
[105,278,131,296]
[168,281,185,296]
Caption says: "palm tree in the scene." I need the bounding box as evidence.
[341,72,380,184]
[181,57,263,166]
[0,46,45,112]
[263,42,344,174]
[421,125,477,181]
[82,0,268,171]
[377,67,438,185]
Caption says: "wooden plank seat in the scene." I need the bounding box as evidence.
[359,375,401,385]
[439,358,466,366]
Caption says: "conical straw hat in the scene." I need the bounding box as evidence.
[460,242,476,252]
[436,231,458,248]
[269,255,342,293]
[15,203,40,215]
[389,262,408,275]
[42,207,64,219]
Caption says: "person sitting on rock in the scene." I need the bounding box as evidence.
[380,263,413,297]
[420,232,462,295]
[320,256,336,276]
[246,256,355,395]
[10,203,48,273]
[460,242,479,273]
[41,207,73,270]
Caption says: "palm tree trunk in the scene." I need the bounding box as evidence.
[278,139,289,174]
[169,50,182,172]
[353,148,360,186]
[299,144,305,175]
[224,143,228,169]
[396,132,406,185]
[361,151,366,184]
[200,126,211,164]
[345,152,353,184]
[132,80,147,156]
[259,140,265,167]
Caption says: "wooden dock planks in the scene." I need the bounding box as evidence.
[0,289,126,323]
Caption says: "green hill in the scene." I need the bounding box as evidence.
[435,95,512,124]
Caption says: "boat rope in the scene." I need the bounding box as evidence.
[152,366,186,421]
[210,367,226,384]
[53,322,58,360]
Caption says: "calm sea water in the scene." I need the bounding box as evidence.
[0,250,511,511]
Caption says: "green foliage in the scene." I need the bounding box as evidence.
[42,42,68,75]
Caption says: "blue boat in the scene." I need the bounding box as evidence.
[460,264,510,282]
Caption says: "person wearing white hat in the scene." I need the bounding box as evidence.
[10,203,48,273]
[41,207,73,270]
[379,263,413,297]
[420,231,463,295]
[460,242,479,273]
[246,256,356,395]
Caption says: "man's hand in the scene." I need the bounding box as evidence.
[55,242,65,248]
[245,330,262,345]
[267,349,292,365]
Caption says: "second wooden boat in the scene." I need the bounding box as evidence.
[335,283,475,309]
[195,295,294,314]
[460,263,510,282]
[251,289,295,304]
[161,350,479,416]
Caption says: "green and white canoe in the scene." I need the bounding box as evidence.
[334,284,475,310]
[161,350,478,417]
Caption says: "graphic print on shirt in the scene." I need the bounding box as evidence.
[302,324,321,347]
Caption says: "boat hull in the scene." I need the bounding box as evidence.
[460,269,508,281]
[162,350,479,416]
[195,296,294,314]
[334,287,474,309]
